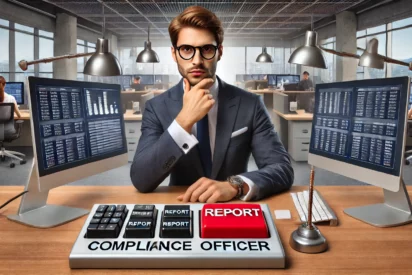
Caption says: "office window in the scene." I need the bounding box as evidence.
[39,73,53,78]
[39,30,53,38]
[391,27,412,77]
[392,17,412,29]
[15,72,34,82]
[366,25,385,35]
[1,73,9,81]
[0,28,9,75]
[15,23,34,33]
[77,40,85,81]
[153,47,178,75]
[216,47,245,85]
[357,30,366,37]
[0,19,9,27]
[39,37,53,74]
[15,32,34,73]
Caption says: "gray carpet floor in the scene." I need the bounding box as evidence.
[1,146,412,187]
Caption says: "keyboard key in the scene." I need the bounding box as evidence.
[116,205,126,212]
[105,224,120,238]
[112,212,126,219]
[134,205,155,211]
[163,205,190,219]
[90,218,101,224]
[107,205,117,212]
[201,204,268,238]
[125,219,155,238]
[96,205,108,212]
[93,212,104,219]
[104,212,114,218]
[160,218,192,238]
[130,211,154,219]
[109,218,121,224]
[100,218,110,224]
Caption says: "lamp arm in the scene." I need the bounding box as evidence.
[18,52,95,71]
[318,46,360,59]
[355,46,412,70]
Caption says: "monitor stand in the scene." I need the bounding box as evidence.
[344,179,412,227]
[7,161,89,228]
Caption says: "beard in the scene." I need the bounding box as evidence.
[176,60,217,87]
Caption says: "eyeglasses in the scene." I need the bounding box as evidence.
[175,44,219,60]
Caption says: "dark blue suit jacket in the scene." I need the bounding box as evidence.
[130,77,294,200]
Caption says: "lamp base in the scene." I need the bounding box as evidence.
[289,223,328,253]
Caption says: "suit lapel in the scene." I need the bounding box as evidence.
[211,78,240,179]
[164,79,204,178]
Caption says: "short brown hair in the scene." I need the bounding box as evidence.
[0,76,5,86]
[168,6,224,47]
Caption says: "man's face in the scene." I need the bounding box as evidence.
[303,74,309,80]
[171,27,223,86]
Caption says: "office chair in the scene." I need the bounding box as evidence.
[0,103,27,168]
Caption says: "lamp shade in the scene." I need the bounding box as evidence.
[358,38,384,69]
[83,38,122,76]
[288,30,327,69]
[136,41,159,63]
[256,47,273,63]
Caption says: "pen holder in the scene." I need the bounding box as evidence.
[289,222,328,253]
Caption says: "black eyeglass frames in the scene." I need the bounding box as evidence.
[175,44,219,60]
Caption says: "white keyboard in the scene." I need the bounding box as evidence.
[291,190,338,226]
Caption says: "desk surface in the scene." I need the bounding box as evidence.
[1,185,412,274]
[273,109,313,121]
[15,110,142,122]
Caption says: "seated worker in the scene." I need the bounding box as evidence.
[297,71,314,91]
[130,6,293,203]
[0,76,21,118]
[130,76,145,91]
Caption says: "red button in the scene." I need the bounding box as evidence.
[201,204,268,238]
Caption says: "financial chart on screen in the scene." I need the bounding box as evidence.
[310,78,409,177]
[33,84,126,177]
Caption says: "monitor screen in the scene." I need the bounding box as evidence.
[276,75,300,87]
[309,77,410,177]
[28,77,127,177]
[5,82,24,104]
[268,75,277,86]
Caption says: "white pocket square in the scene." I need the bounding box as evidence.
[231,127,248,138]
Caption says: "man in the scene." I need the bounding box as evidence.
[297,71,314,91]
[130,76,145,91]
[130,6,293,202]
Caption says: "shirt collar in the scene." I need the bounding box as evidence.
[182,77,219,99]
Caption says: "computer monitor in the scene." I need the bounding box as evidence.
[308,77,412,227]
[267,75,277,86]
[276,75,300,88]
[5,82,24,105]
[135,75,154,85]
[7,77,128,228]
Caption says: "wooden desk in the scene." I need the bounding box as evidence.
[123,109,142,121]
[273,109,313,121]
[14,111,30,120]
[1,185,412,274]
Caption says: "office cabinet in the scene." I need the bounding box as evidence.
[125,122,141,162]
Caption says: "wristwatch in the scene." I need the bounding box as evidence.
[228,176,244,199]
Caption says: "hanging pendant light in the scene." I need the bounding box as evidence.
[288,15,327,69]
[83,3,122,76]
[358,38,384,69]
[256,47,273,63]
[136,25,160,63]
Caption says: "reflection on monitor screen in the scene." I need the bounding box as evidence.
[276,75,300,87]
[268,75,276,86]
[5,82,24,104]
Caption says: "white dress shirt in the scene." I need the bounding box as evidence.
[167,80,257,201]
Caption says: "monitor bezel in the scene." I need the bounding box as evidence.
[5,81,24,105]
[27,76,128,191]
[308,76,411,192]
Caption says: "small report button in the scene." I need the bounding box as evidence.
[201,204,268,238]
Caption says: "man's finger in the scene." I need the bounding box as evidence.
[177,194,184,201]
[206,192,221,203]
[183,78,190,93]
[189,181,211,202]
[182,177,205,202]
[198,188,214,203]
[193,78,214,90]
